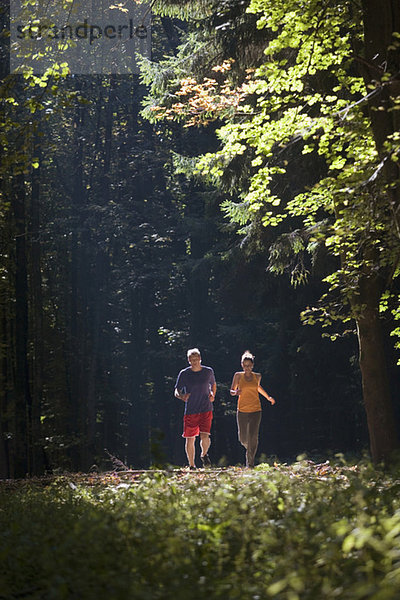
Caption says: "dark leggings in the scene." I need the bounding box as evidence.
[237,411,262,467]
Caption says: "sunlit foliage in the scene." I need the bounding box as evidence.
[147,0,400,328]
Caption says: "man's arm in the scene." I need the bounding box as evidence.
[209,382,217,402]
[175,372,190,402]
[175,388,190,402]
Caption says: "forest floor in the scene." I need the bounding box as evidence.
[1,460,400,599]
[0,458,361,487]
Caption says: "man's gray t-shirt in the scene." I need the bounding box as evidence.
[175,366,216,415]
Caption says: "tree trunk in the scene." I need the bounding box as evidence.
[82,79,115,469]
[355,274,398,462]
[0,307,9,477]
[0,172,10,477]
[355,0,400,462]
[65,94,86,470]
[186,188,212,347]
[361,0,400,227]
[127,285,150,468]
[29,147,45,474]
[11,173,32,477]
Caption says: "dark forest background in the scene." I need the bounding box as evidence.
[3,2,399,478]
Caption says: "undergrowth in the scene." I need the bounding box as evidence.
[1,460,400,599]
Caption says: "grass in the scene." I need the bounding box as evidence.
[1,460,400,599]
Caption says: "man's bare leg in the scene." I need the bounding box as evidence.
[185,436,196,467]
[200,432,210,458]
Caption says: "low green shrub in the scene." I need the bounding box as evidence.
[1,461,400,599]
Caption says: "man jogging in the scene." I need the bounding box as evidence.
[174,348,216,469]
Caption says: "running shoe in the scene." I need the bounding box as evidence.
[201,454,211,467]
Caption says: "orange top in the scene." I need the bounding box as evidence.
[237,373,261,413]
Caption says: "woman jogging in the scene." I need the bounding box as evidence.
[230,350,275,468]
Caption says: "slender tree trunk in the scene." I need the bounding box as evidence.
[0,169,10,477]
[84,305,99,470]
[0,418,7,478]
[29,147,45,474]
[11,173,32,477]
[82,78,115,469]
[66,229,81,470]
[148,312,170,466]
[186,189,212,347]
[83,250,108,470]
[0,237,15,477]
[127,286,149,468]
[0,305,9,478]
[66,93,85,470]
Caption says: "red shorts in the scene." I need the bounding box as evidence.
[183,411,213,438]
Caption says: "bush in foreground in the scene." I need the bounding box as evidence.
[1,461,400,599]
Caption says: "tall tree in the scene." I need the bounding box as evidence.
[356,0,400,460]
